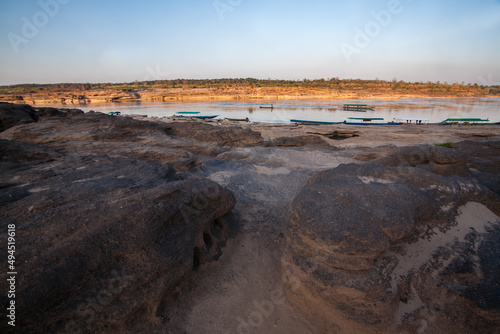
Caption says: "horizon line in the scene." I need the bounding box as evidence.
[1,77,496,88]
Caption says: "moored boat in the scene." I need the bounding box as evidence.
[191,115,219,119]
[225,117,250,122]
[394,118,429,124]
[344,117,402,125]
[440,118,489,125]
[174,114,219,120]
[290,119,342,125]
[260,104,274,109]
[343,104,374,111]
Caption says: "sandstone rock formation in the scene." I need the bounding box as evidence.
[35,106,85,118]
[272,135,330,147]
[163,121,264,148]
[0,103,264,171]
[373,144,470,177]
[0,104,241,333]
[0,102,38,132]
[308,129,362,140]
[454,141,500,195]
[284,160,500,333]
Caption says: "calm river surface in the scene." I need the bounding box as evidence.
[47,98,500,124]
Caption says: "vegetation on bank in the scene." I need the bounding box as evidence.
[435,142,454,148]
[1,78,499,96]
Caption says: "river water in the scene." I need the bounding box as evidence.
[48,98,500,124]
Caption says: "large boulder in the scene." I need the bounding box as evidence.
[0,138,236,333]
[0,110,265,167]
[35,106,85,118]
[308,129,362,140]
[0,111,201,171]
[0,102,38,132]
[354,142,500,194]
[454,140,500,195]
[374,144,470,177]
[283,162,500,333]
[162,121,264,147]
[272,135,330,147]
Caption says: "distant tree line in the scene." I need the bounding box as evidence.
[1,78,499,95]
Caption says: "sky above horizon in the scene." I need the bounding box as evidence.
[1,0,500,85]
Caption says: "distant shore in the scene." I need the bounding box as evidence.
[1,86,498,106]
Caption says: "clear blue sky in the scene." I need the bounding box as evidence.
[1,0,499,85]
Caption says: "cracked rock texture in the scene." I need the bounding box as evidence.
[0,104,240,333]
[284,155,500,333]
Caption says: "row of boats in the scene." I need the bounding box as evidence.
[172,110,492,126]
[291,117,493,125]
[104,102,493,126]
[258,103,375,111]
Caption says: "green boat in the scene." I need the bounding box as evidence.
[176,111,201,115]
[175,114,219,120]
[440,118,489,125]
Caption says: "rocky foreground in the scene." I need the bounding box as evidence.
[1,102,499,333]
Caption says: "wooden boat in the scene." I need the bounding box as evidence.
[176,111,200,115]
[344,117,402,125]
[175,114,219,120]
[225,117,250,122]
[260,104,274,109]
[440,118,489,125]
[343,104,374,111]
[290,119,342,125]
[191,115,218,120]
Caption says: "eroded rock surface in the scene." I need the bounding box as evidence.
[163,121,264,148]
[0,104,238,333]
[455,140,500,195]
[0,104,265,171]
[0,102,38,132]
[284,161,500,333]
[272,135,331,147]
[1,103,499,334]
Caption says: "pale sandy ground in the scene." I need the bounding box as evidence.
[141,121,500,334]
[246,123,500,148]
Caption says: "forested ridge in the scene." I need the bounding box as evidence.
[1,78,499,96]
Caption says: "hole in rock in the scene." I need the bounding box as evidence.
[203,232,213,249]
[193,247,202,271]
